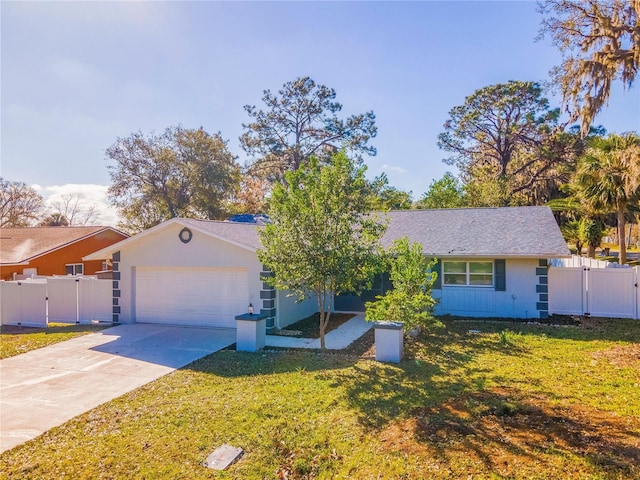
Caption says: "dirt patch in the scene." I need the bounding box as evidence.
[592,344,640,368]
[379,387,640,478]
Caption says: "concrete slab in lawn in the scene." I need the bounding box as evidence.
[0,324,235,453]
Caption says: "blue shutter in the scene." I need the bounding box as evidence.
[432,259,442,289]
[494,259,506,291]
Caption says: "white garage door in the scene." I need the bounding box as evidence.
[135,267,249,328]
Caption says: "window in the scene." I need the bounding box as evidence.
[443,261,493,286]
[65,264,84,275]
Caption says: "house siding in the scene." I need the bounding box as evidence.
[113,223,264,324]
[433,258,540,318]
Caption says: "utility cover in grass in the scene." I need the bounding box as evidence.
[204,444,243,470]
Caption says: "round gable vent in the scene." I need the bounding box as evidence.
[179,227,193,244]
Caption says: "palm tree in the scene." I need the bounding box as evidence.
[574,133,640,264]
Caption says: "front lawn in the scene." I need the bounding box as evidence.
[1,317,639,479]
[0,323,109,359]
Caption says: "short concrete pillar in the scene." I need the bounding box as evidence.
[235,313,268,352]
[374,321,404,363]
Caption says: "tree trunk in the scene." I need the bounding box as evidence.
[617,204,627,264]
[587,244,596,258]
[317,291,326,351]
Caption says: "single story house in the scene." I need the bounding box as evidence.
[0,226,128,281]
[84,206,569,330]
[337,207,570,319]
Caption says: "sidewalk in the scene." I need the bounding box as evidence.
[265,313,371,349]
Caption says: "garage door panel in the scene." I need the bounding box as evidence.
[135,267,248,328]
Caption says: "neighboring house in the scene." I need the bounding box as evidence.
[84,206,570,330]
[0,226,129,281]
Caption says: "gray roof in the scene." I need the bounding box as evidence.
[85,207,569,261]
[380,206,569,258]
[179,218,261,250]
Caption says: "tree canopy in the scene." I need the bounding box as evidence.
[573,133,640,263]
[0,178,44,227]
[538,0,640,134]
[437,80,568,206]
[365,237,440,332]
[415,172,465,209]
[258,152,386,350]
[365,173,413,210]
[241,77,377,182]
[106,126,241,233]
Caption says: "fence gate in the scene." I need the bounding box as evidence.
[549,266,639,319]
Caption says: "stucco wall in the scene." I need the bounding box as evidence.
[276,290,318,329]
[434,258,541,318]
[114,223,263,324]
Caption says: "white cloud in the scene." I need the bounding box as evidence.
[379,164,407,174]
[39,184,120,227]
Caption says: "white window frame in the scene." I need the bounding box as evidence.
[65,263,84,276]
[443,260,493,287]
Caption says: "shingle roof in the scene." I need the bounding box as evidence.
[0,226,121,265]
[179,218,261,250]
[380,206,569,257]
[84,207,570,260]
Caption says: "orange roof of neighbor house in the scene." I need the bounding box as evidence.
[0,226,127,265]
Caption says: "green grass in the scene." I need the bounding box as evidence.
[0,323,109,359]
[1,317,639,479]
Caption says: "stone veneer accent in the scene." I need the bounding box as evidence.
[260,266,276,330]
[536,259,548,318]
[111,251,121,323]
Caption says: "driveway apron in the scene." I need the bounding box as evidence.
[0,324,235,453]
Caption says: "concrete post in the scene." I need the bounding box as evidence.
[374,321,404,363]
[235,313,268,352]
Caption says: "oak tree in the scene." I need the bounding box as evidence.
[107,126,241,233]
[538,0,640,134]
[0,178,44,227]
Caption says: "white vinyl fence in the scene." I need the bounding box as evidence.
[549,266,640,319]
[0,277,112,327]
[550,256,613,269]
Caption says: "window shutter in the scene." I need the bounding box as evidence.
[494,259,506,291]
[432,258,442,289]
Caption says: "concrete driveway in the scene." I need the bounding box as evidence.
[0,324,235,453]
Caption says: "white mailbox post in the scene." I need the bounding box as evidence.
[235,312,268,352]
[374,321,404,363]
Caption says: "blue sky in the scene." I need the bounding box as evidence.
[2,1,638,224]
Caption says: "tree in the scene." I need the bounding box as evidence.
[241,77,377,182]
[365,238,440,332]
[415,172,465,209]
[46,194,97,226]
[365,173,413,210]
[573,133,640,263]
[107,126,241,233]
[438,81,562,206]
[258,152,386,350]
[229,176,270,214]
[39,213,70,227]
[579,217,605,258]
[0,178,44,227]
[560,219,583,254]
[538,0,640,134]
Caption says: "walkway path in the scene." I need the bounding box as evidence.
[265,313,371,349]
